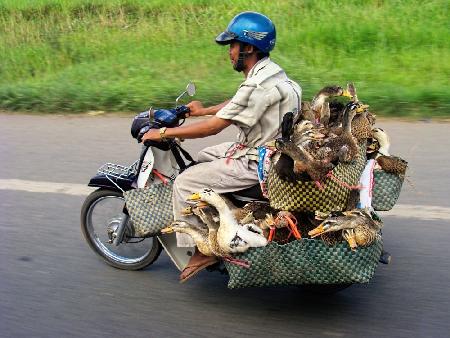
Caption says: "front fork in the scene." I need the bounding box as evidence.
[112,213,130,246]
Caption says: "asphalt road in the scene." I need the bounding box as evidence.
[1,114,449,338]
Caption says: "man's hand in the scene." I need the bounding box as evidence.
[142,129,162,142]
[186,101,205,117]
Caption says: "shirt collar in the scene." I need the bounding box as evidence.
[247,57,271,79]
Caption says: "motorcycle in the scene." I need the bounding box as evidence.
[80,83,267,272]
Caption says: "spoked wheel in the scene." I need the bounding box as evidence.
[81,188,162,270]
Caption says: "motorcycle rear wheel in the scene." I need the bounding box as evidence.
[81,188,162,270]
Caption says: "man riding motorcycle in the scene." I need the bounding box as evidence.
[142,11,302,282]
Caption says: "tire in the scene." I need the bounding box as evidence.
[300,283,352,294]
[81,188,162,270]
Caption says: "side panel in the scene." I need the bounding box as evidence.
[137,148,155,188]
[157,234,194,271]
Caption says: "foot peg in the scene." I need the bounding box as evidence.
[379,250,392,265]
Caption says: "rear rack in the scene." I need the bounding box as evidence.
[97,161,138,180]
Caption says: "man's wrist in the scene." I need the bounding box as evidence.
[159,127,168,140]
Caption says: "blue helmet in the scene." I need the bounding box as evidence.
[215,11,276,53]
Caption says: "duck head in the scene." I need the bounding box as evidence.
[161,220,203,234]
[372,128,391,156]
[187,188,228,210]
[342,102,358,132]
[180,201,210,216]
[346,83,357,101]
[295,120,314,134]
[316,85,347,98]
[312,85,350,110]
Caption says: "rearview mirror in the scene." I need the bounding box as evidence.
[186,82,196,97]
[175,81,196,107]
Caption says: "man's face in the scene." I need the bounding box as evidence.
[228,41,240,67]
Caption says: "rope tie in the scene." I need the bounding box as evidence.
[152,169,168,185]
[223,256,251,269]
[225,143,247,164]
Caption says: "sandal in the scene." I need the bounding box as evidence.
[179,250,218,283]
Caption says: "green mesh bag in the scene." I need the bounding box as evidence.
[123,182,173,237]
[225,238,383,289]
[372,170,404,211]
[267,146,366,213]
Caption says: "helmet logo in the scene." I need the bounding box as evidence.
[242,30,268,41]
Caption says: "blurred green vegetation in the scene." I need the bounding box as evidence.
[0,0,449,116]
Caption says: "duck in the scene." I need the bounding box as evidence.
[351,107,374,141]
[300,101,315,122]
[256,211,302,242]
[161,221,214,256]
[322,101,359,163]
[310,85,352,126]
[235,201,275,224]
[273,119,319,182]
[181,202,220,230]
[281,111,295,141]
[346,82,358,102]
[271,112,298,181]
[366,137,380,159]
[328,100,346,129]
[308,208,381,250]
[372,128,408,176]
[291,120,314,146]
[341,83,375,141]
[275,138,334,183]
[187,188,268,254]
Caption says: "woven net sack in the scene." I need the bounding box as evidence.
[225,238,383,289]
[123,182,174,237]
[372,170,404,211]
[267,146,366,213]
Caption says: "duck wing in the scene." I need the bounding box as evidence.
[376,156,408,176]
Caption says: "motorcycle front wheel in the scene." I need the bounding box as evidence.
[81,188,162,270]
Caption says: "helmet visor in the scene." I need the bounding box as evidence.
[215,31,237,45]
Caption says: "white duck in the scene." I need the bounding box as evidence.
[371,128,408,176]
[187,188,268,253]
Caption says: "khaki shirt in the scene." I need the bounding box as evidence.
[216,57,302,160]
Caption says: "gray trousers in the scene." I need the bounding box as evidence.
[172,142,259,247]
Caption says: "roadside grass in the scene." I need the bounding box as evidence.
[0,0,448,116]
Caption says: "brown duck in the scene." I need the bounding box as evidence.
[322,102,359,163]
[372,128,408,176]
[310,85,352,126]
[308,208,381,250]
[275,138,334,182]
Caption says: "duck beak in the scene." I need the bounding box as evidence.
[187,192,201,201]
[196,201,209,208]
[180,206,193,216]
[312,132,326,139]
[341,89,352,98]
[160,226,175,234]
[308,224,325,238]
[356,104,369,113]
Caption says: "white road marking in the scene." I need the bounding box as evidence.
[0,179,95,196]
[0,178,449,221]
[379,204,450,221]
